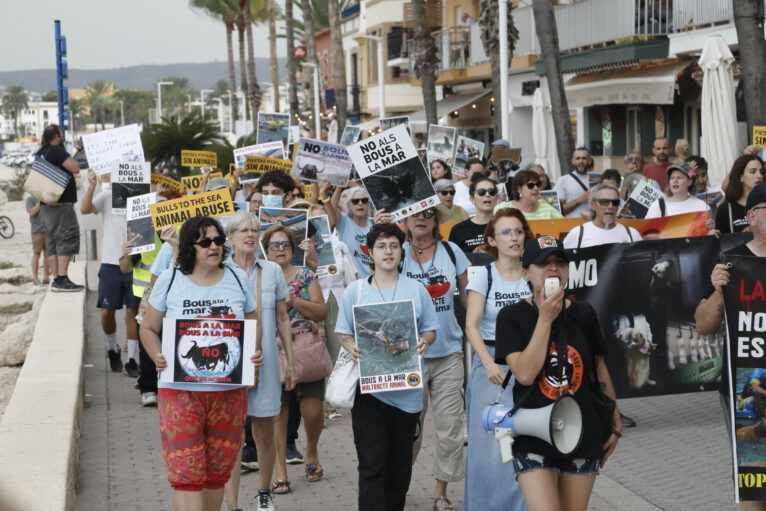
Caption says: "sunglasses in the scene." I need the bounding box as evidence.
[412,208,436,219]
[475,187,498,197]
[194,236,226,248]
[626,157,642,162]
[439,190,456,196]
[525,181,544,190]
[351,197,369,205]
[268,241,292,251]
[594,198,621,207]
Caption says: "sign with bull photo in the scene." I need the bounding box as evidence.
[291,138,353,187]
[426,124,456,166]
[453,136,484,178]
[346,124,438,222]
[160,318,257,385]
[111,161,150,215]
[258,207,310,267]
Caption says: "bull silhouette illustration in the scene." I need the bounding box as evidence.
[181,340,231,371]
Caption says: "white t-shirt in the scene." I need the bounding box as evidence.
[93,190,128,266]
[563,221,641,249]
[645,195,708,219]
[453,180,475,217]
[554,171,590,218]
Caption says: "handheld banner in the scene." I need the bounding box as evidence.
[620,180,664,219]
[243,156,292,180]
[308,214,336,277]
[82,124,145,175]
[540,190,562,214]
[126,193,157,255]
[292,138,353,187]
[340,125,363,146]
[181,172,223,193]
[257,112,290,146]
[149,188,234,230]
[181,150,217,168]
[427,124,457,166]
[258,207,309,267]
[380,116,411,137]
[234,141,285,168]
[111,161,150,214]
[151,173,184,193]
[453,136,485,178]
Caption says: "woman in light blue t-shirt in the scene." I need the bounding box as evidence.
[331,185,373,277]
[464,207,533,511]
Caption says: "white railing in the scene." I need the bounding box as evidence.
[514,5,540,57]
[672,0,734,31]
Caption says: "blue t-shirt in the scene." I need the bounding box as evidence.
[150,242,174,277]
[149,265,256,392]
[466,263,531,341]
[336,213,372,278]
[401,241,470,358]
[335,277,439,413]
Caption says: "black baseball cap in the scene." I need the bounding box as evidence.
[521,236,569,269]
[746,182,766,212]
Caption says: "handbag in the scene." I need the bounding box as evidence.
[277,318,333,384]
[325,280,365,408]
[24,155,71,204]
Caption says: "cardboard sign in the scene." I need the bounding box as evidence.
[126,192,157,255]
[111,161,150,215]
[291,138,353,187]
[244,156,292,176]
[427,124,457,165]
[181,150,218,168]
[151,173,184,193]
[620,180,665,219]
[149,188,234,230]
[257,112,290,147]
[82,124,145,175]
[340,125,363,146]
[181,172,223,193]
[233,141,285,169]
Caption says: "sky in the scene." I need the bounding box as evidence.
[0,0,287,71]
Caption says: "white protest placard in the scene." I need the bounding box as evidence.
[427,124,457,166]
[126,192,157,255]
[620,180,664,219]
[346,124,438,222]
[291,138,353,187]
[111,161,151,214]
[233,141,285,169]
[453,136,485,178]
[82,124,145,175]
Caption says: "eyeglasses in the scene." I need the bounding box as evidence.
[249,199,263,205]
[475,187,498,197]
[495,228,525,239]
[350,197,369,205]
[525,181,544,190]
[412,208,436,219]
[438,190,456,196]
[373,243,400,253]
[268,241,292,251]
[194,236,226,248]
[626,157,642,162]
[237,228,259,235]
[594,199,620,207]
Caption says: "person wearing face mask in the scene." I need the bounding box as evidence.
[256,170,297,209]
[715,155,765,234]
[563,184,640,249]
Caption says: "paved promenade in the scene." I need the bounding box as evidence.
[75,273,738,511]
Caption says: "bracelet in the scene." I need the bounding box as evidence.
[612,429,623,438]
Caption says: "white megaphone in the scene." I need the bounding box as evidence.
[482,395,583,464]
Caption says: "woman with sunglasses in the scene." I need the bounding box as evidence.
[262,223,329,495]
[430,159,453,182]
[331,186,373,278]
[448,173,500,253]
[403,205,470,511]
[335,222,438,511]
[464,208,534,511]
[140,216,263,511]
[495,169,563,220]
[435,179,468,223]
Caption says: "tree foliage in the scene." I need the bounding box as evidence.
[142,112,225,174]
[2,85,29,136]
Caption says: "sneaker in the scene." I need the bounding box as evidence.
[285,442,303,464]
[242,445,259,471]
[51,276,84,292]
[620,412,637,428]
[141,392,157,407]
[124,358,139,378]
[256,490,275,510]
[107,349,123,372]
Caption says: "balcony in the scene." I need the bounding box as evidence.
[671,0,734,31]
[407,24,489,77]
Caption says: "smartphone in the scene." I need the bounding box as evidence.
[544,277,560,298]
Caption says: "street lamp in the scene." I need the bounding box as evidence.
[358,35,385,119]
[117,99,124,126]
[200,89,214,121]
[156,81,173,123]
[302,62,321,139]
[499,0,510,142]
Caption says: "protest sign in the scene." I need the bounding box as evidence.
[229,162,236,174]
[417,148,428,171]
[453,136,484,178]
[340,125,362,146]
[181,172,223,193]
[722,254,766,502]
[619,180,665,219]
[288,125,301,146]
[347,124,438,222]
[82,124,144,175]
[233,141,285,168]
[540,190,562,214]
[126,193,157,255]
[149,188,234,230]
[259,207,308,266]
[291,138,353,187]
[242,156,293,182]
[427,124,456,165]
[697,190,725,219]
[380,116,411,137]
[181,150,217,168]
[151,173,184,193]
[111,161,150,214]
[308,215,336,276]
[257,112,290,146]
[160,318,256,385]
[753,126,766,151]
[352,300,423,393]
[589,171,602,188]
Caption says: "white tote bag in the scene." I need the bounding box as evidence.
[325,280,363,409]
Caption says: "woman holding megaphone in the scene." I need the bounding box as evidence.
[494,236,621,511]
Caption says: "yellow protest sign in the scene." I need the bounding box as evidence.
[181,172,223,192]
[181,150,218,168]
[244,156,292,174]
[229,162,236,174]
[753,126,766,148]
[149,188,234,230]
[151,173,184,193]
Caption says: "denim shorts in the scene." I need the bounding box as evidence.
[512,451,600,478]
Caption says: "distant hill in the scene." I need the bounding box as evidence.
[0,59,287,93]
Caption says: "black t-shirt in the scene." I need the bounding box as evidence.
[36,144,76,204]
[448,218,487,253]
[715,201,748,233]
[495,300,607,459]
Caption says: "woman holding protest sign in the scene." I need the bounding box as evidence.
[331,186,374,278]
[140,216,263,511]
[263,223,329,494]
[494,170,563,220]
[464,208,533,511]
[335,222,438,511]
[716,154,764,233]
[494,236,621,511]
[224,211,295,510]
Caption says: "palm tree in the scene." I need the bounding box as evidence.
[480,0,519,138]
[112,89,155,126]
[328,0,347,133]
[533,0,574,169]
[301,0,319,127]
[285,0,300,117]
[734,0,766,136]
[67,97,85,140]
[142,111,225,174]
[1,85,29,136]
[412,0,439,127]
[268,0,280,112]
[85,80,114,131]
[245,0,268,129]
[236,1,250,125]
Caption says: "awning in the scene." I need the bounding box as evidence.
[409,90,491,130]
[564,61,692,108]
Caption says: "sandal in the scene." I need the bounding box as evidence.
[305,463,324,482]
[325,408,342,421]
[271,478,290,494]
[433,496,456,511]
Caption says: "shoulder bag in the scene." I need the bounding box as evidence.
[326,280,364,408]
[24,154,71,205]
